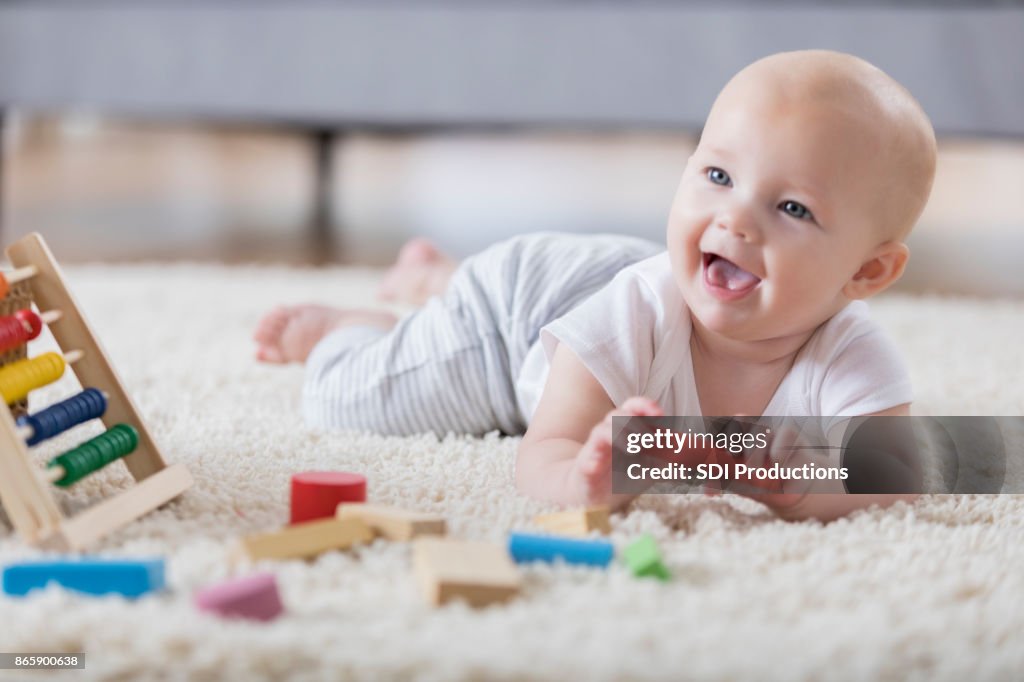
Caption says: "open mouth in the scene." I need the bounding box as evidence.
[702,252,761,299]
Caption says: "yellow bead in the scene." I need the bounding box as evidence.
[0,352,65,405]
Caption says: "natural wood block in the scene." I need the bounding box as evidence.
[337,503,446,541]
[413,538,521,608]
[533,507,611,537]
[237,517,373,561]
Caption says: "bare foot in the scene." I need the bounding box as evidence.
[253,304,397,364]
[377,238,458,305]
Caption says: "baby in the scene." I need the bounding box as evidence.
[254,50,937,521]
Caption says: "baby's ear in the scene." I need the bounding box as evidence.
[843,242,910,300]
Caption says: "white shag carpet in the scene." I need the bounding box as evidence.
[0,263,1022,682]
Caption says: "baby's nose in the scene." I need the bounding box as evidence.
[716,205,761,244]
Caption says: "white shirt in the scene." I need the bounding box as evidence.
[514,251,913,430]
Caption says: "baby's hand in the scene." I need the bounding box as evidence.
[569,396,664,506]
[713,419,821,518]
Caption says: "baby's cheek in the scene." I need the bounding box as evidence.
[786,245,835,281]
[666,207,696,241]
[768,255,826,303]
[669,185,707,223]
[665,220,698,260]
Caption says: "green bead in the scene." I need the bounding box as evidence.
[48,424,139,487]
[623,534,671,582]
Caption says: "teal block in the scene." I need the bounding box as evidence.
[3,558,165,598]
[508,532,614,567]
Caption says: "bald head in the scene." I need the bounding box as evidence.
[708,50,937,240]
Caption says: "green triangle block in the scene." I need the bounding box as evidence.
[623,534,671,581]
[637,560,672,582]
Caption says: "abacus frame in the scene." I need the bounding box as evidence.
[0,233,192,550]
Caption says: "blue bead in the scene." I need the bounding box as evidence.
[19,388,106,446]
[507,532,614,567]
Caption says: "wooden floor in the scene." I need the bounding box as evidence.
[1,116,1023,294]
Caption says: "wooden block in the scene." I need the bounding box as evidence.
[236,517,372,561]
[337,503,446,541]
[413,538,521,608]
[533,507,611,537]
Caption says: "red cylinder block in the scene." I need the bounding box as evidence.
[290,471,367,524]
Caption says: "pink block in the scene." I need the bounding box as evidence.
[194,573,284,622]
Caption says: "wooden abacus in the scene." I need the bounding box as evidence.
[0,233,192,550]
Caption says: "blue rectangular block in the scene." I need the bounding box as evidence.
[508,532,614,567]
[2,558,165,598]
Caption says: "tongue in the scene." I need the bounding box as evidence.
[707,257,760,291]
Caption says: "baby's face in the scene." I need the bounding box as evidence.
[667,85,891,343]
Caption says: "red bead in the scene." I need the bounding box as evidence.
[0,316,23,352]
[15,310,43,341]
[289,471,367,524]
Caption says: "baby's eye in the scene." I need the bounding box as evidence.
[780,200,813,221]
[706,167,732,186]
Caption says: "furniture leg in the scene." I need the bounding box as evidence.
[310,128,339,264]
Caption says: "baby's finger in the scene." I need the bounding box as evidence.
[585,415,617,453]
[734,488,806,515]
[619,396,664,418]
[609,401,662,455]
[724,473,784,497]
[611,397,663,439]
[579,436,613,476]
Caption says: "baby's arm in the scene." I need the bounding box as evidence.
[516,343,662,507]
[747,403,919,522]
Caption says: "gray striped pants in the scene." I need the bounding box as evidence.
[303,232,661,437]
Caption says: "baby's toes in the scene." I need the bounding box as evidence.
[253,306,293,345]
[396,237,443,266]
[278,311,338,363]
[255,344,287,364]
[376,271,400,301]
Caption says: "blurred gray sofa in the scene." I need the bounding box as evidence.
[1,2,1022,268]
[1,2,1022,135]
